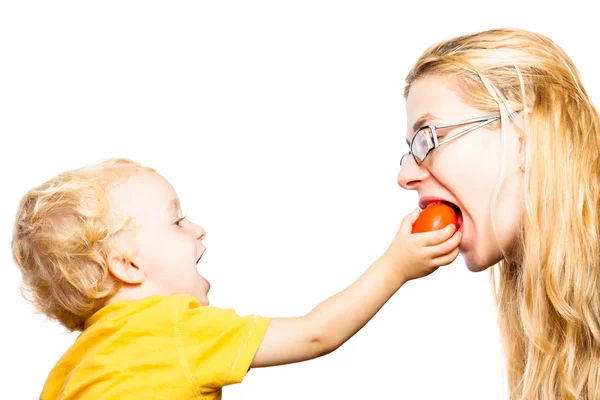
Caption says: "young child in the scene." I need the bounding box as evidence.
[12,158,461,399]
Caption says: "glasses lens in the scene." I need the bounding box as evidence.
[400,153,410,166]
[412,127,434,163]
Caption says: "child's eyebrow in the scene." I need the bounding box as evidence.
[166,198,181,212]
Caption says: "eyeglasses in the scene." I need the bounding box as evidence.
[400,114,501,166]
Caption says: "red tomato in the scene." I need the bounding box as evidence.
[412,202,458,233]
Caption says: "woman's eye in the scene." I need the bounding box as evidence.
[175,216,186,227]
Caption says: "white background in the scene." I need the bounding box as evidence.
[1,1,598,399]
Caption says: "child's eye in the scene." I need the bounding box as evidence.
[174,216,186,227]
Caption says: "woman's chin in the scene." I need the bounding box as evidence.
[461,251,497,273]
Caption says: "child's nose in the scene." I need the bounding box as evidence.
[194,224,206,241]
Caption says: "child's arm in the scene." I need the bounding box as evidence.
[251,208,462,368]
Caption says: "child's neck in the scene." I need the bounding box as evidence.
[106,281,168,305]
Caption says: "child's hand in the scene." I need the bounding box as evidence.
[250,208,462,369]
[378,208,462,283]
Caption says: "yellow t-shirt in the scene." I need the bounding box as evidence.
[41,294,270,400]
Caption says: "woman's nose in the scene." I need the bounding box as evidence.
[397,156,430,190]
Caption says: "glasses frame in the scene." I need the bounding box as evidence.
[400,114,501,166]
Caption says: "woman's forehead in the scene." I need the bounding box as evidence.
[406,77,482,132]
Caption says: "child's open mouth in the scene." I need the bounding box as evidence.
[196,249,205,265]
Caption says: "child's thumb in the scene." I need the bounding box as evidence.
[400,208,421,233]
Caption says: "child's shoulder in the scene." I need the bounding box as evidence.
[84,294,238,332]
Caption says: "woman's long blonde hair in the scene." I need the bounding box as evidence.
[404,29,600,399]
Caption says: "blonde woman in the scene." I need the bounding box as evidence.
[398,28,600,399]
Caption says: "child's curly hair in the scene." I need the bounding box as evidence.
[11,158,154,331]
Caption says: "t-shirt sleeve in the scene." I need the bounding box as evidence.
[175,296,270,390]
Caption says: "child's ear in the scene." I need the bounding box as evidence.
[107,255,145,285]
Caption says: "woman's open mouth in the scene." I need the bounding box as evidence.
[419,197,464,232]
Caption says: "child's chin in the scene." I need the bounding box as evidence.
[198,293,210,306]
[190,289,210,306]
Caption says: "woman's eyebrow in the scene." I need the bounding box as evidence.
[412,112,435,132]
[406,113,436,146]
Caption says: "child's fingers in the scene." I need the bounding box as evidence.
[399,208,422,235]
[432,246,460,267]
[429,231,462,258]
[415,223,457,246]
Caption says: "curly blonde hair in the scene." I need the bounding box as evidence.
[11,158,155,332]
[404,29,600,399]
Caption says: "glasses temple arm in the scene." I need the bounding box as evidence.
[437,118,498,146]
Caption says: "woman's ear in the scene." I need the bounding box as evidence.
[518,133,526,172]
[107,253,145,284]
[513,110,530,172]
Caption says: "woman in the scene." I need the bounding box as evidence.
[398,28,600,399]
